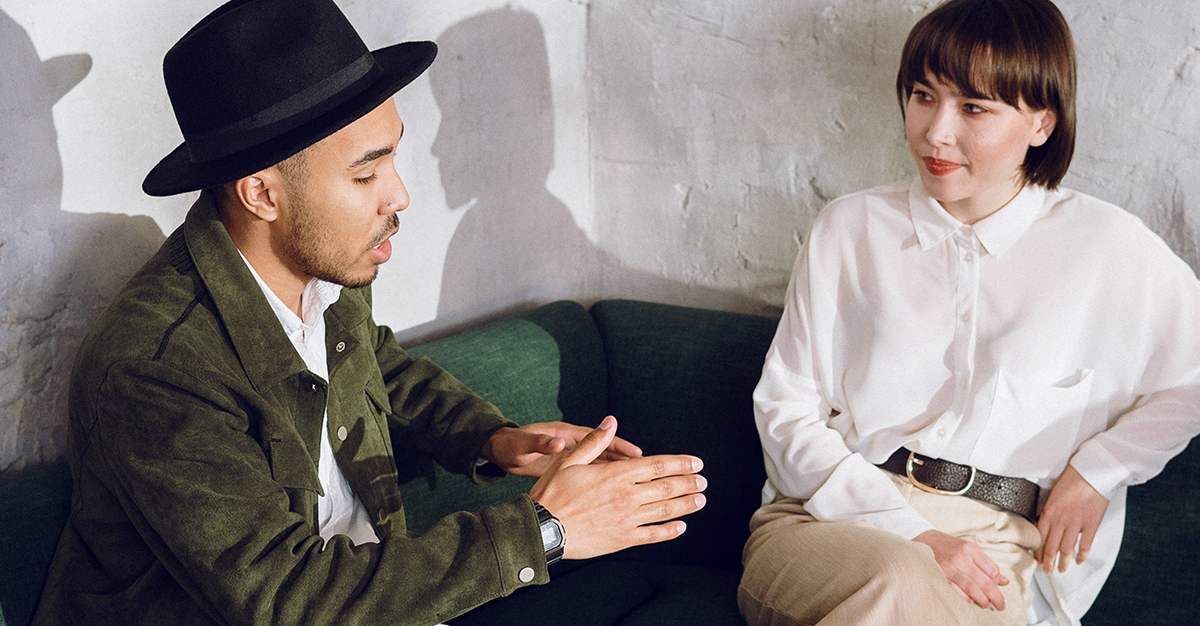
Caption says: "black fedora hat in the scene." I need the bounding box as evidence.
[143,0,436,197]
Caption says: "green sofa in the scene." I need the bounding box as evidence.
[1,299,1197,625]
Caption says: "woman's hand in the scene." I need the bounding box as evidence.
[913,530,1009,611]
[1035,464,1110,574]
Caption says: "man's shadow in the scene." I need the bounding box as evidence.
[409,7,769,344]
[0,10,164,473]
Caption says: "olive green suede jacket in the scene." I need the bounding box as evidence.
[32,192,548,626]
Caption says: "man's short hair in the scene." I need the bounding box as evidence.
[895,0,1076,189]
[208,147,311,215]
[274,147,311,189]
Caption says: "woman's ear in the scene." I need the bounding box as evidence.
[1029,109,1058,148]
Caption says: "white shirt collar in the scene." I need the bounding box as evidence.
[908,178,1046,259]
[236,250,343,335]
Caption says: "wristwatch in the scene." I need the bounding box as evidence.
[533,502,565,565]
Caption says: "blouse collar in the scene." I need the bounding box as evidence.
[908,177,1047,259]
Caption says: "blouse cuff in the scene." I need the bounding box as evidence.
[1067,441,1129,500]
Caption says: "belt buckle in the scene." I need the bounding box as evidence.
[905,452,976,496]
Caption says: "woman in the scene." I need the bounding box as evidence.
[739,1,1200,625]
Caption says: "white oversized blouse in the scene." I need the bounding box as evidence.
[754,179,1200,625]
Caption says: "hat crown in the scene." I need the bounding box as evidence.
[163,0,380,162]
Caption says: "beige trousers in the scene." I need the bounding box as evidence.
[739,473,1042,626]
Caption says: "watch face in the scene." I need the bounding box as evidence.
[541,520,564,550]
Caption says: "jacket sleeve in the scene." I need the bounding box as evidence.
[372,323,516,480]
[89,358,547,626]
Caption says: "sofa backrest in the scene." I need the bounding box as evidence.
[399,300,609,533]
[590,299,778,572]
[0,461,72,626]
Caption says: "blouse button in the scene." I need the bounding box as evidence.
[337,426,348,441]
[336,341,346,353]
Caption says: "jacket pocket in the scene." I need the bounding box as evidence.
[266,438,323,493]
[364,386,401,475]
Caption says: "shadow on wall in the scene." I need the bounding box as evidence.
[400,7,773,345]
[0,11,164,473]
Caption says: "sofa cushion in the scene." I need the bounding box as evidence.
[1082,437,1200,625]
[0,461,72,626]
[589,299,778,572]
[399,300,609,533]
[449,558,744,626]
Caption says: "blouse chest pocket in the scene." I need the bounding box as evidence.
[979,368,1095,481]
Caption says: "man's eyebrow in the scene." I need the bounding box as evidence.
[348,145,395,170]
[347,125,403,171]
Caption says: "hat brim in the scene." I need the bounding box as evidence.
[142,40,436,197]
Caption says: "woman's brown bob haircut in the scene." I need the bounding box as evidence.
[896,0,1076,189]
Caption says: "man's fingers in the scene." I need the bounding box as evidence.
[624,455,704,484]
[621,520,689,547]
[604,436,643,460]
[557,416,617,468]
[537,434,567,455]
[630,477,707,523]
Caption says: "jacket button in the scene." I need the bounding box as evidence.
[336,341,346,353]
[337,426,348,441]
[518,567,535,583]
[310,383,318,391]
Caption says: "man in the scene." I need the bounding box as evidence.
[32,1,706,624]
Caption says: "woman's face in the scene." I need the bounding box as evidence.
[905,73,1056,224]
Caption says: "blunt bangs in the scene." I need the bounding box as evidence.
[896,0,1077,189]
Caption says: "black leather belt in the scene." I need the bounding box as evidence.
[878,448,1039,522]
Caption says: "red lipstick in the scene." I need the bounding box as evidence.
[923,157,962,176]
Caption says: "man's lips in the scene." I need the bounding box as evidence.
[370,237,393,263]
[923,157,962,176]
[369,226,399,262]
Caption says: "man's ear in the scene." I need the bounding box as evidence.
[232,169,284,222]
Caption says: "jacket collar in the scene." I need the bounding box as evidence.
[908,178,1046,259]
[180,191,373,392]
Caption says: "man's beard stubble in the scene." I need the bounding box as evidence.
[282,193,399,289]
